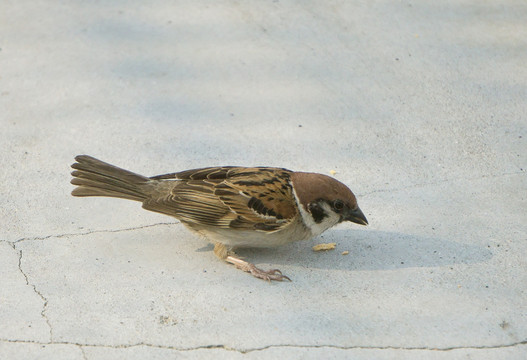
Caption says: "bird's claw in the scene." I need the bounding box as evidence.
[225,255,291,282]
[249,267,291,282]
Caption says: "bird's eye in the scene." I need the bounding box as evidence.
[333,199,344,212]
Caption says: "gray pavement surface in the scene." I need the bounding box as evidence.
[1,1,526,359]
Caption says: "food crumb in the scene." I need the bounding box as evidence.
[341,251,349,255]
[312,243,336,251]
[329,170,337,175]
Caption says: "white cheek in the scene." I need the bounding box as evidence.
[307,202,341,237]
[293,191,340,237]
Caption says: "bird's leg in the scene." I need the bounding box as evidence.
[213,241,230,259]
[213,242,291,282]
[225,256,292,282]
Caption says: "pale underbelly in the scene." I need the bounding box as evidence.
[186,222,314,248]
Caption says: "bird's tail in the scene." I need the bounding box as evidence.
[70,155,151,202]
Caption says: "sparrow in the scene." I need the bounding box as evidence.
[70,155,368,281]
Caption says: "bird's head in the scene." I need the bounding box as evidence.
[291,172,368,235]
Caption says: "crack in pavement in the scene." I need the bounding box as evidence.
[79,345,88,360]
[1,338,526,354]
[13,246,53,342]
[4,221,176,347]
[12,222,176,244]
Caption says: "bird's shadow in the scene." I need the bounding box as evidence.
[197,229,494,271]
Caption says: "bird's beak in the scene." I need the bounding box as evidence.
[344,207,368,225]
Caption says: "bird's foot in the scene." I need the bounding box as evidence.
[247,266,291,282]
[226,255,291,282]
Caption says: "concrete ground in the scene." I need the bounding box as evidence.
[1,1,526,359]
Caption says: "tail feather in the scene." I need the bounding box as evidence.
[70,155,151,202]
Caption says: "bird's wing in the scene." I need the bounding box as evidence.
[143,167,298,232]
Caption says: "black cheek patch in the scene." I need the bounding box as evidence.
[308,202,327,224]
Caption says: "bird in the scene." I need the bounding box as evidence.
[70,155,368,281]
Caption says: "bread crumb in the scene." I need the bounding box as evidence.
[341,251,349,255]
[312,243,336,251]
[329,170,337,175]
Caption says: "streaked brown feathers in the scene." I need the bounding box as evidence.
[71,156,298,233]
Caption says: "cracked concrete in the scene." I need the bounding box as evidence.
[2,339,527,352]
[1,0,526,359]
[12,222,176,244]
[0,243,50,343]
[15,244,53,342]
[1,341,527,359]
